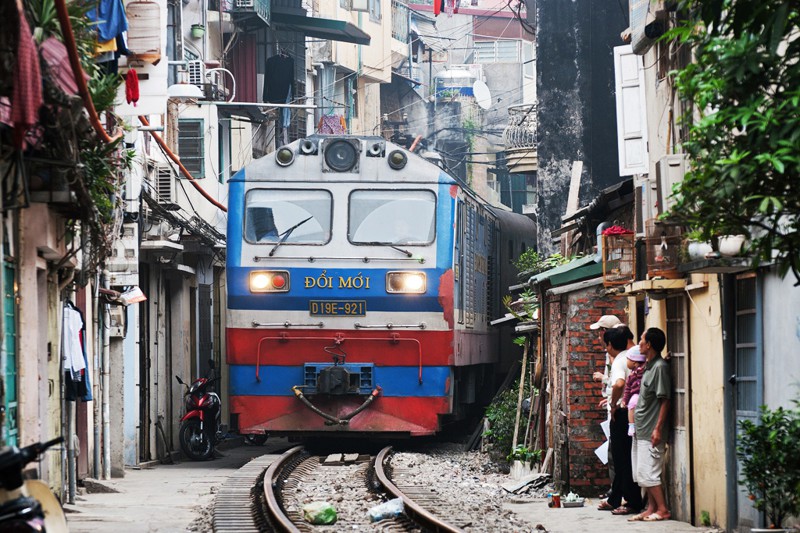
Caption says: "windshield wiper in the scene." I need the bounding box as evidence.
[268,216,313,257]
[363,241,413,258]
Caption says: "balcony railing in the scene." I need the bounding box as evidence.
[503,103,538,150]
[503,103,538,173]
[392,0,409,42]
[228,0,270,26]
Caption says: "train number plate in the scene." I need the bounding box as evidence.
[309,300,367,316]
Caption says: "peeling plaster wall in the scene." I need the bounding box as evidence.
[535,0,628,253]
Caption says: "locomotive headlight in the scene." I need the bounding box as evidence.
[386,271,426,294]
[275,147,295,167]
[249,270,290,292]
[387,150,408,170]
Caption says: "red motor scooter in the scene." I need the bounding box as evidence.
[175,359,225,460]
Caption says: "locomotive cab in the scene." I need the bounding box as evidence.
[226,136,535,439]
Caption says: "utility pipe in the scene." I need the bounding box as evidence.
[54,0,122,144]
[137,116,227,212]
[0,171,5,445]
[92,272,101,478]
[205,68,236,102]
[101,271,111,479]
[66,401,75,503]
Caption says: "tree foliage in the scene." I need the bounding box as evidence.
[736,403,800,528]
[667,0,800,283]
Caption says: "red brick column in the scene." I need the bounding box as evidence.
[564,288,627,496]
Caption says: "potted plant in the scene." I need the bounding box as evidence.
[506,445,542,480]
[191,23,205,39]
[737,403,800,531]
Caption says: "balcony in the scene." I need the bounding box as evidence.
[392,0,409,43]
[227,0,270,28]
[503,103,538,174]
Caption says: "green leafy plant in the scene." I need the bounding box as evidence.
[483,379,536,461]
[513,250,571,276]
[666,0,800,284]
[506,444,542,465]
[736,403,800,528]
[502,288,538,325]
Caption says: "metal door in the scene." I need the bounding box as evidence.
[2,262,17,446]
[733,273,762,530]
[198,284,213,378]
[666,295,692,522]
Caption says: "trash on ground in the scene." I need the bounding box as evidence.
[302,501,337,524]
[367,497,404,522]
[501,472,551,494]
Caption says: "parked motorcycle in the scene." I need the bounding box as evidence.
[0,436,68,532]
[176,359,225,460]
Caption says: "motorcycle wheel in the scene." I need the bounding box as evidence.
[179,419,214,460]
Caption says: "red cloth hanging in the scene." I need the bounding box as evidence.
[601,225,634,235]
[125,69,139,106]
[433,0,442,16]
[11,0,43,149]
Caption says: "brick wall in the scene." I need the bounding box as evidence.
[545,283,627,496]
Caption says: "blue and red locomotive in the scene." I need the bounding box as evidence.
[226,136,535,438]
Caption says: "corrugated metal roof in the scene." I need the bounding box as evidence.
[410,13,446,52]
[528,255,598,286]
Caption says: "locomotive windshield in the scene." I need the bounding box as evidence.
[348,190,436,245]
[244,189,332,244]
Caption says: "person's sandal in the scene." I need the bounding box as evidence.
[627,512,649,521]
[611,506,635,515]
[597,500,615,511]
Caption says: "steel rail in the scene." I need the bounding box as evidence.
[374,446,465,533]
[263,445,305,533]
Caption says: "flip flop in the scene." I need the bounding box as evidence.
[643,512,671,521]
[627,512,649,521]
[611,506,635,515]
[597,500,615,511]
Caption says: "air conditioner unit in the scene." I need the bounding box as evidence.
[656,153,686,214]
[146,160,176,206]
[635,177,659,237]
[187,60,205,88]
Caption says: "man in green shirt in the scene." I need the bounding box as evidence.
[629,327,671,522]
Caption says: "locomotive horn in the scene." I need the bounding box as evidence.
[367,141,384,157]
[299,139,317,155]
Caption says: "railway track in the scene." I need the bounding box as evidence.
[258,446,466,532]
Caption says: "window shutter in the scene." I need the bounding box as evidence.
[614,45,649,176]
[178,119,205,178]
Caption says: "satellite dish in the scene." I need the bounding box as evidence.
[473,80,492,110]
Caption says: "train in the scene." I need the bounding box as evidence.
[225,135,536,439]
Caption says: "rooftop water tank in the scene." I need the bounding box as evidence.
[434,69,475,100]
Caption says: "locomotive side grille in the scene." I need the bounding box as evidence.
[486,224,496,320]
[464,203,476,328]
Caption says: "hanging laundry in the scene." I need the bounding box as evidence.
[62,302,92,402]
[318,114,346,135]
[11,0,42,150]
[87,0,128,43]
[445,0,456,17]
[433,0,442,16]
[62,303,86,378]
[95,37,118,55]
[41,37,88,95]
[263,52,294,104]
[126,69,140,106]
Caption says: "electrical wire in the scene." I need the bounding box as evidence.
[138,115,227,212]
